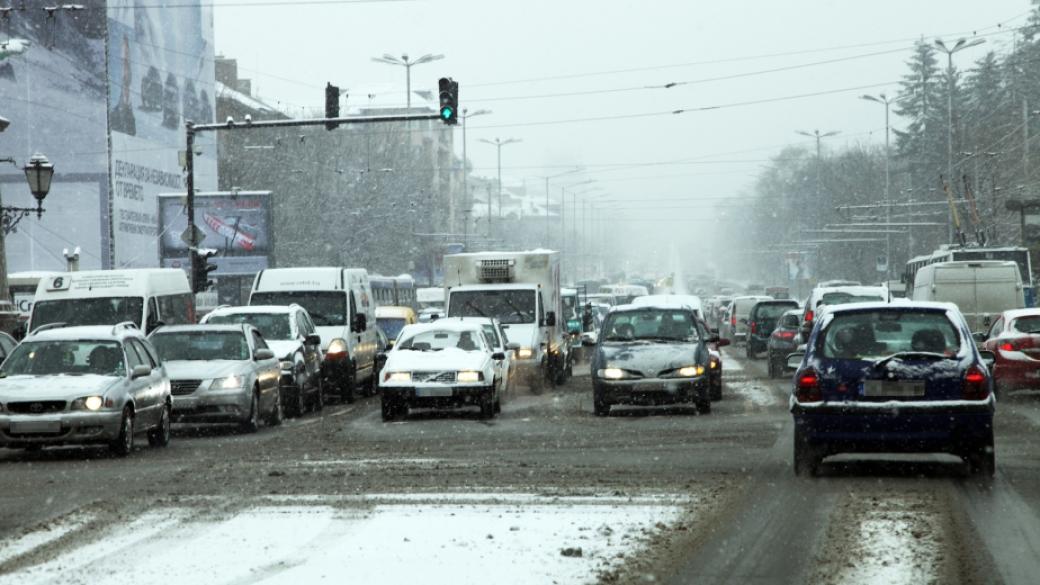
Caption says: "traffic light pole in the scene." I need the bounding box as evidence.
[182,112,444,292]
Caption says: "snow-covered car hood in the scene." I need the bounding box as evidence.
[265,340,303,361]
[164,360,250,381]
[597,341,706,377]
[0,374,121,401]
[383,348,488,375]
[500,323,538,348]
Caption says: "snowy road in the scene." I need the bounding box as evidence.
[1,348,1040,583]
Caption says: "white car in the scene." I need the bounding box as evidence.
[445,316,517,396]
[378,321,507,421]
[149,324,282,432]
[0,323,172,456]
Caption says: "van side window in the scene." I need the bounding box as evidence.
[349,292,358,323]
[157,294,192,325]
[146,298,161,331]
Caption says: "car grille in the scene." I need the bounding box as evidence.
[171,380,203,396]
[7,401,66,414]
[412,371,457,384]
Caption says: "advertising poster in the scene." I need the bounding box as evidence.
[107,1,217,268]
[159,191,271,276]
[0,7,109,271]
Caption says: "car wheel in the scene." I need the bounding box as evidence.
[147,402,171,448]
[478,392,495,419]
[966,433,996,478]
[266,388,284,426]
[710,376,722,401]
[340,373,356,404]
[311,375,325,412]
[110,407,135,457]
[381,397,403,422]
[593,390,610,417]
[793,426,821,477]
[240,390,260,433]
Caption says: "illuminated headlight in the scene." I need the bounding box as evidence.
[709,359,719,370]
[385,371,412,383]
[598,367,630,380]
[457,371,483,383]
[516,347,534,359]
[326,338,349,360]
[677,365,705,377]
[279,360,294,372]
[212,375,245,390]
[71,396,106,411]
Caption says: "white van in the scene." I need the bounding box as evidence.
[725,295,773,342]
[249,267,377,403]
[29,269,194,334]
[912,260,1024,333]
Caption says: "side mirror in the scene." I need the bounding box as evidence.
[352,313,368,333]
[305,333,321,346]
[254,348,275,361]
[506,342,521,351]
[972,332,987,343]
[375,352,388,365]
[131,364,152,379]
[978,350,996,369]
[785,352,805,372]
[492,351,506,361]
[545,311,557,327]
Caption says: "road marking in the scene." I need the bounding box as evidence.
[329,407,356,418]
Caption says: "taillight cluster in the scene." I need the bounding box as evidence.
[795,368,821,403]
[773,330,796,341]
[750,321,757,334]
[963,365,990,400]
[999,337,1034,352]
[804,310,814,324]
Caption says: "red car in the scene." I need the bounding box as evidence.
[979,309,1040,393]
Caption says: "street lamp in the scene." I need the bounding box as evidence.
[543,167,584,248]
[0,150,54,316]
[479,137,521,237]
[935,37,985,242]
[795,129,839,236]
[459,108,491,239]
[371,53,445,108]
[860,93,893,278]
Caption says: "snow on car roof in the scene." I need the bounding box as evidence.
[610,302,697,313]
[999,308,1040,321]
[823,299,957,315]
[28,325,144,342]
[399,321,485,335]
[631,294,702,310]
[209,305,297,315]
[814,285,888,297]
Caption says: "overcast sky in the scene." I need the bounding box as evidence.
[215,0,1030,254]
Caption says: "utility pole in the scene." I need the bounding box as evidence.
[861,94,893,278]
[479,137,521,238]
[458,108,490,241]
[795,129,839,233]
[371,53,445,109]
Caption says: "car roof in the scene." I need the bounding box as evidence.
[27,323,145,343]
[152,324,252,334]
[1000,308,1040,321]
[208,304,299,316]
[824,299,957,315]
[610,302,695,313]
[400,321,485,335]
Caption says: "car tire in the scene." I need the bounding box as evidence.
[266,389,284,426]
[340,372,356,404]
[966,433,996,478]
[110,407,135,457]
[381,398,403,422]
[240,390,260,433]
[793,426,821,477]
[710,376,722,401]
[593,390,610,417]
[147,402,171,448]
[479,392,495,419]
[311,375,324,412]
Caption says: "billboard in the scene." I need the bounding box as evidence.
[107,2,218,268]
[159,191,272,276]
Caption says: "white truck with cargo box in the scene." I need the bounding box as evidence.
[249,267,378,403]
[911,260,1024,333]
[443,251,569,390]
[28,269,194,335]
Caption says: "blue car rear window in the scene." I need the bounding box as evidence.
[820,311,960,361]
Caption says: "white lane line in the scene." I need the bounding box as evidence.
[329,407,356,418]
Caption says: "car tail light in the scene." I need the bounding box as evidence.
[750,321,757,334]
[773,330,796,341]
[805,310,814,324]
[999,337,1035,352]
[963,365,990,400]
[731,316,736,327]
[795,368,822,403]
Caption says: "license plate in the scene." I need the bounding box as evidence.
[10,420,62,434]
[863,380,926,398]
[415,387,453,398]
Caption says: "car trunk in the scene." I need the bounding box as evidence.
[818,357,966,402]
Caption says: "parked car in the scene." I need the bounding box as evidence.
[375,306,418,349]
[591,303,727,416]
[149,324,282,432]
[767,309,803,378]
[787,301,996,477]
[746,299,800,359]
[0,323,172,455]
[724,295,772,343]
[977,308,1040,394]
[201,304,324,417]
[378,321,507,421]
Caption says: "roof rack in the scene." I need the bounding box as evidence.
[111,321,139,335]
[30,322,69,334]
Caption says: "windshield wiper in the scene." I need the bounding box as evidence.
[873,351,951,368]
[463,300,487,318]
[500,297,530,322]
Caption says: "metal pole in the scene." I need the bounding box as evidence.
[1024,98,1030,197]
[884,99,891,279]
[185,122,197,290]
[496,142,502,223]
[946,51,955,244]
[405,61,411,109]
[545,176,550,248]
[0,182,9,305]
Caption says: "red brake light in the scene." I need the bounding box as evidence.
[795,368,822,403]
[999,338,1034,352]
[963,365,989,400]
[774,330,796,341]
[750,322,757,334]
[999,342,1014,352]
[731,316,736,326]
[805,310,814,323]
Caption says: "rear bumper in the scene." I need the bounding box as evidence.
[595,377,709,405]
[0,411,123,446]
[994,359,1040,389]
[382,384,493,408]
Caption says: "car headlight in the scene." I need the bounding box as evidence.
[279,360,294,371]
[598,367,635,380]
[457,371,483,383]
[212,375,245,390]
[677,365,706,377]
[709,359,719,370]
[71,395,107,411]
[326,338,348,360]
[385,371,411,383]
[516,347,534,359]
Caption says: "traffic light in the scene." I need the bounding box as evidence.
[325,82,340,130]
[191,248,218,293]
[438,77,458,125]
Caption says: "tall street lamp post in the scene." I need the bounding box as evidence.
[861,93,893,277]
[542,168,584,249]
[458,108,491,241]
[480,137,521,239]
[370,53,445,108]
[0,152,55,313]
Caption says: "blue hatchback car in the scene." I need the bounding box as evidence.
[787,301,996,477]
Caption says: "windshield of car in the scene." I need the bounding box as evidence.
[602,309,700,342]
[207,313,292,340]
[820,310,961,361]
[397,329,485,352]
[250,292,346,327]
[447,290,536,324]
[1011,316,1040,334]
[31,297,144,330]
[378,318,408,340]
[0,340,126,378]
[150,331,250,361]
[819,292,884,307]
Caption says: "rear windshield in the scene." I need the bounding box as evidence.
[1011,316,1040,334]
[819,292,884,307]
[378,318,408,340]
[207,313,291,340]
[820,310,960,361]
[754,303,797,320]
[779,313,801,328]
[151,331,250,361]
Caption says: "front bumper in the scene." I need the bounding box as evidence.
[0,411,124,446]
[172,387,252,423]
[382,384,494,408]
[595,377,709,405]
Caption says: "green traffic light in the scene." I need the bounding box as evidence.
[441,107,454,120]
